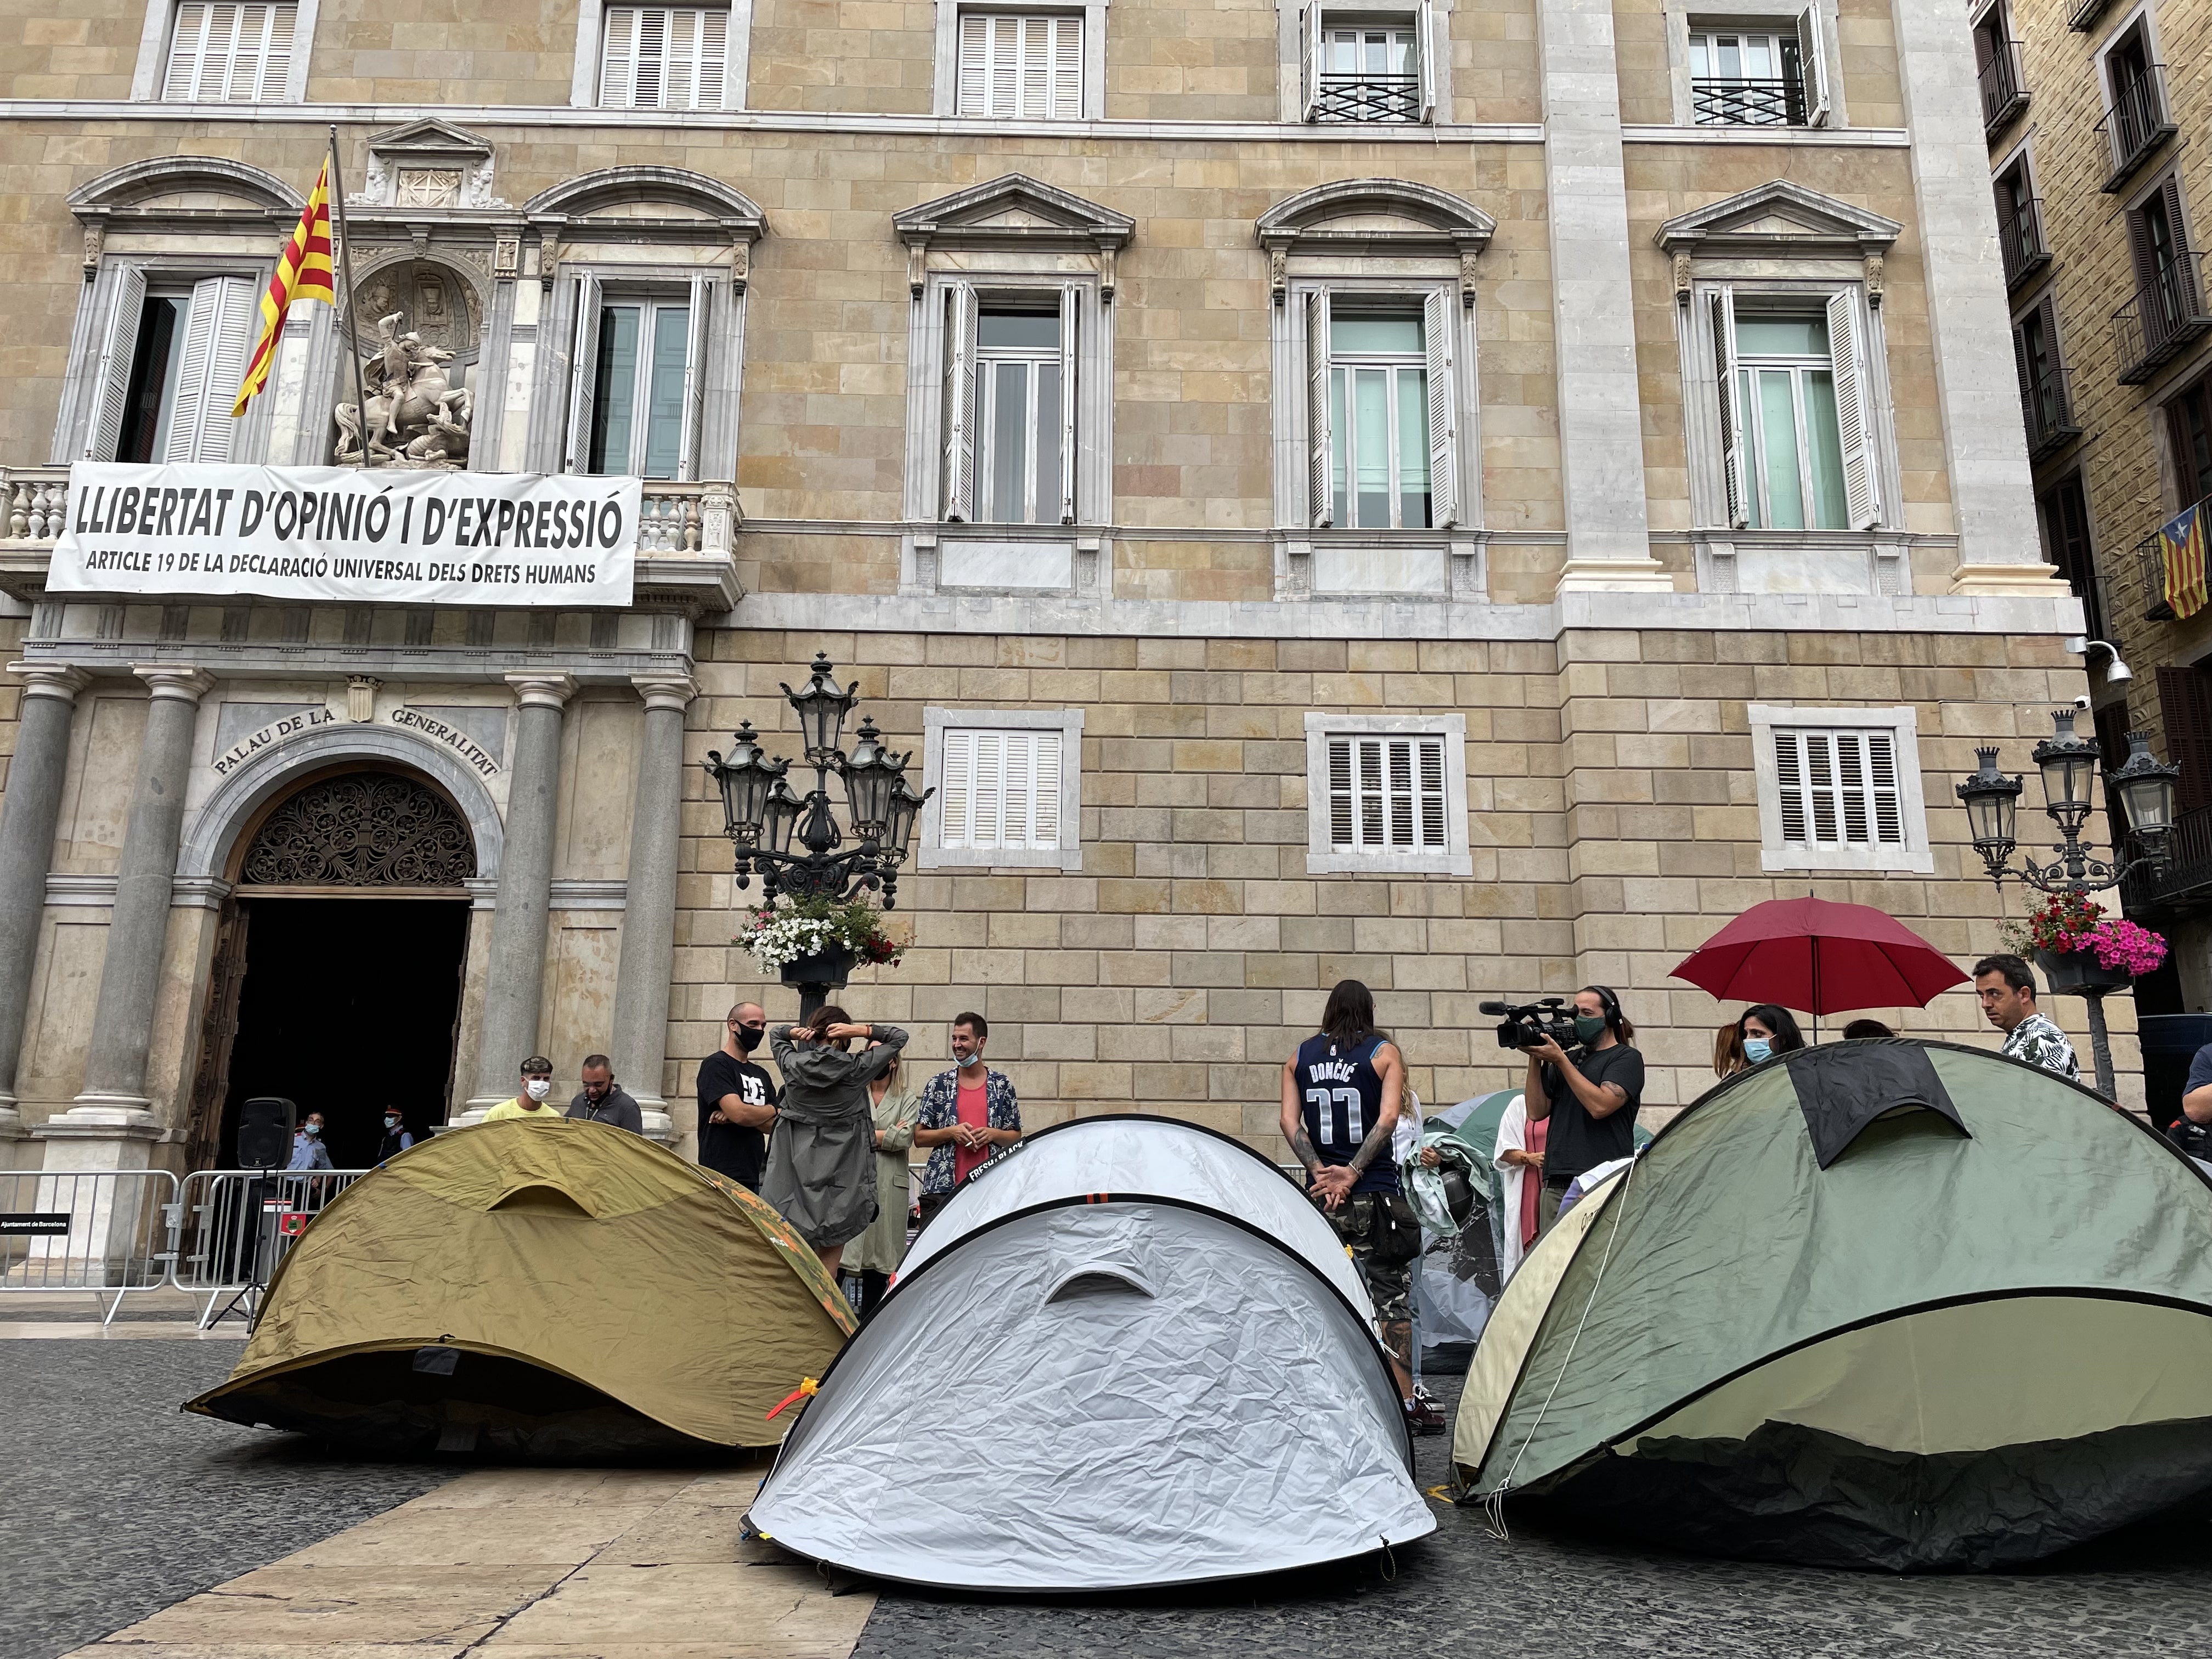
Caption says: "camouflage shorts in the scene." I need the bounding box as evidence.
[1315,1189,1417,1368]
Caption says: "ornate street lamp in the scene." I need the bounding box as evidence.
[703,654,933,1016]
[1955,708,2181,1098]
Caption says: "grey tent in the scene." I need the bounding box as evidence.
[1453,1039,2212,1571]
[749,1114,1435,1589]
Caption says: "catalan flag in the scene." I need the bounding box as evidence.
[232,157,336,417]
[2160,500,2210,622]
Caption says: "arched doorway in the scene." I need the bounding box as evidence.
[187,766,476,1169]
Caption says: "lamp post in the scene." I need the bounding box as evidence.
[1955,709,2180,1098]
[704,653,930,1019]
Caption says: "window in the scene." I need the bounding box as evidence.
[1303,289,1459,531]
[1748,706,1932,873]
[599,5,727,109]
[2098,21,2172,188]
[956,13,1081,117]
[1689,19,1826,127]
[2012,296,2078,460]
[2118,177,2209,382]
[1711,295,1877,531]
[940,286,1079,525]
[1301,5,1432,123]
[2167,373,2212,508]
[1994,159,2047,290]
[564,279,710,479]
[84,273,258,464]
[2036,471,2105,642]
[1973,3,2026,134]
[919,707,1085,871]
[163,2,295,101]
[1303,713,1471,876]
[2157,666,2212,818]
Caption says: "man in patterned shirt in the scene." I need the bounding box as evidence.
[913,1012,1021,1226]
[1974,954,2080,1082]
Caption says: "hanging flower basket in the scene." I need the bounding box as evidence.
[2033,948,2132,996]
[2003,890,2167,995]
[780,944,855,991]
[735,896,907,980]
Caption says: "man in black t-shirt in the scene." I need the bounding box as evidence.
[1523,985,1645,1239]
[697,1001,778,1189]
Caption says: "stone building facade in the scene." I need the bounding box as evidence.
[0,0,2119,1178]
[1987,0,2212,1031]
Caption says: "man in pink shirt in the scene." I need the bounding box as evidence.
[913,1012,1020,1226]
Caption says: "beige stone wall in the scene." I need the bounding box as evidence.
[1104,0,1278,122]
[0,0,143,100]
[1458,0,1543,124]
[745,0,935,114]
[303,0,582,105]
[646,623,2126,1161]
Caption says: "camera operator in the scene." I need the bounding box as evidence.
[1523,985,1643,1238]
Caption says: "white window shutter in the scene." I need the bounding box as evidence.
[565,272,603,473]
[1421,286,1458,529]
[957,13,989,114]
[1711,286,1746,529]
[86,265,148,461]
[1051,14,1082,116]
[227,5,268,101]
[1825,288,1881,530]
[1031,731,1063,848]
[634,7,668,108]
[1416,0,1437,120]
[1796,6,1829,127]
[941,281,979,522]
[1865,731,1903,844]
[667,7,703,108]
[1773,730,1809,843]
[970,730,1005,844]
[1301,1,1322,120]
[697,7,727,109]
[1804,732,1839,842]
[992,16,1020,114]
[1305,286,1331,528]
[1417,736,1446,848]
[165,4,208,99]
[679,273,710,481]
[940,730,976,844]
[1058,285,1080,524]
[1327,737,1353,847]
[600,7,637,104]
[189,276,257,462]
[261,3,295,100]
[163,276,228,463]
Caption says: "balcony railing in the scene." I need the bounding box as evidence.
[2,465,68,546]
[1979,38,2029,135]
[1313,75,1421,123]
[2069,0,2113,30]
[1690,77,1807,127]
[2114,252,2212,383]
[1999,196,2052,291]
[2098,66,2176,193]
[2132,492,2212,621]
[2123,804,2212,915]
[2021,364,2081,462]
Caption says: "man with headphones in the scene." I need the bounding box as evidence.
[1522,984,1644,1239]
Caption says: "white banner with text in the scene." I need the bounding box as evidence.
[50,463,640,607]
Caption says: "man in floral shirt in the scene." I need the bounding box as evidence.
[1974,955,2080,1082]
[914,1012,1020,1225]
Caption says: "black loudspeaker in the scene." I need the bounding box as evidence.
[236,1097,297,1170]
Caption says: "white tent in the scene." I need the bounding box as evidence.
[747,1115,1435,1590]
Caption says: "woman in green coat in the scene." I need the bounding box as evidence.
[842,1048,921,1316]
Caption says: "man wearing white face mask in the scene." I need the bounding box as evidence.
[483,1057,561,1123]
[913,1012,1020,1227]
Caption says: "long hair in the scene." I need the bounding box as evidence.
[1738,1003,1805,1055]
[811,1003,854,1051]
[1320,979,1383,1050]
[1582,985,1634,1043]
[1713,1022,1746,1078]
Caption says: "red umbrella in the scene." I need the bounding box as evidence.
[1670,897,1968,1037]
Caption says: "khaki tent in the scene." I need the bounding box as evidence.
[1454,1040,2212,1570]
[188,1116,855,1455]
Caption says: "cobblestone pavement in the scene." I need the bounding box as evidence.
[1,1339,450,1659]
[853,1373,2212,1659]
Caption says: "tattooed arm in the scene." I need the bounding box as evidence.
[1280,1056,1323,1174]
[1344,1041,1404,1175]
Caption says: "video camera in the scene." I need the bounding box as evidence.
[1479,998,1581,1052]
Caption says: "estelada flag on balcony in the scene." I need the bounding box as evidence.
[231,158,336,418]
[2159,501,2210,622]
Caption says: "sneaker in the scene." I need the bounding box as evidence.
[1404,1386,1447,1436]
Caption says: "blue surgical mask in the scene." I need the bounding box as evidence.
[1743,1037,1773,1065]
[955,1050,981,1068]
[303,1124,320,1137]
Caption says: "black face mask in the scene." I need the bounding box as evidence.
[735,1025,764,1054]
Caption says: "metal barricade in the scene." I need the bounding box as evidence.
[171,1168,370,1328]
[0,1167,181,1324]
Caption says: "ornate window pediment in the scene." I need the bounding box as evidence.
[1256,179,1493,306]
[895,174,1135,295]
[69,156,302,246]
[1655,180,1902,259]
[356,119,501,210]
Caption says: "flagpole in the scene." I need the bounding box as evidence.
[326,125,372,467]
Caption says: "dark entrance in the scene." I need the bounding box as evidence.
[188,765,479,1169]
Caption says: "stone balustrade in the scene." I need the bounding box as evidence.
[4,466,68,545]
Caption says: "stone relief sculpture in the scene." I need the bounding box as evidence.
[335,312,473,469]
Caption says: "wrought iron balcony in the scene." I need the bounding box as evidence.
[1690,77,1807,127]
[2123,805,2212,915]
[1979,40,2028,136]
[2098,66,2176,193]
[1999,196,2051,292]
[2114,252,2212,384]
[2069,0,2113,30]
[2021,363,2081,462]
[1313,75,1421,123]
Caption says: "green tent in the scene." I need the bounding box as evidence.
[1452,1039,2212,1570]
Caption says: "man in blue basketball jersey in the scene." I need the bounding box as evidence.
[1280,978,1436,1431]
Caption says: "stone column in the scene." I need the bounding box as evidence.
[48,665,213,1171]
[610,674,696,1145]
[1538,0,1671,593]
[1889,0,2056,592]
[0,664,89,1141]
[460,673,575,1116]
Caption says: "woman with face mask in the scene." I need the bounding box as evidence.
[1521,986,1644,1240]
[1720,1004,1807,1075]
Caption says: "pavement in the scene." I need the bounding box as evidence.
[9,1336,2212,1659]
